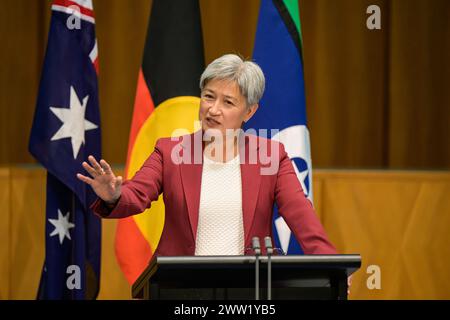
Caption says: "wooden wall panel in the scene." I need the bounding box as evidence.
[300,0,389,168]
[0,169,11,299]
[315,170,450,299]
[1,167,449,299]
[388,0,450,169]
[1,0,448,169]
[9,168,46,299]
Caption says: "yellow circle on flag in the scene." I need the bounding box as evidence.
[127,96,201,251]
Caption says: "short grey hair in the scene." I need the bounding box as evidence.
[199,54,265,106]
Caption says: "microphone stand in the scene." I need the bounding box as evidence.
[252,237,261,300]
[264,236,273,300]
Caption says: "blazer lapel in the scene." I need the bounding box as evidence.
[240,134,261,244]
[179,132,262,246]
[180,131,203,242]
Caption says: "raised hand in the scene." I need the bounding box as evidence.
[77,155,122,205]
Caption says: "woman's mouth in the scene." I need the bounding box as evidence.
[205,117,220,126]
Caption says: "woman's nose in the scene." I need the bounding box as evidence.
[209,101,221,115]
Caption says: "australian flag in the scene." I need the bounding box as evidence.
[246,0,312,255]
[29,0,101,299]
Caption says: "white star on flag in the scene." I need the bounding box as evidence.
[274,216,291,254]
[48,209,75,244]
[50,86,98,159]
[292,161,309,197]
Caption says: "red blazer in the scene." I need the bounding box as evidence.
[92,132,337,256]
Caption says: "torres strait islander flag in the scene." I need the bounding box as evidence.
[245,0,312,255]
[115,0,205,284]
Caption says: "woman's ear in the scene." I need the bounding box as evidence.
[244,104,259,123]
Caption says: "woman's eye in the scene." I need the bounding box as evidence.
[225,100,234,106]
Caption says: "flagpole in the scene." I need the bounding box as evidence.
[71,192,76,300]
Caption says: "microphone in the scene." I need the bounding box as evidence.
[252,236,261,300]
[264,236,273,300]
[252,236,261,255]
[264,236,273,254]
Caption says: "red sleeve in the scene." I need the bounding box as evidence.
[90,139,164,219]
[275,143,338,254]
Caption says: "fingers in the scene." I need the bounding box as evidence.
[100,159,113,175]
[77,173,93,185]
[88,155,104,175]
[87,155,114,177]
[82,161,98,178]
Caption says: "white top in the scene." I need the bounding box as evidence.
[195,154,244,255]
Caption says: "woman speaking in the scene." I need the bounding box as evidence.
[77,54,337,257]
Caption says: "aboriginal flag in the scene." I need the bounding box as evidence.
[115,0,205,284]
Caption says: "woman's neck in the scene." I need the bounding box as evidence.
[204,135,239,163]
